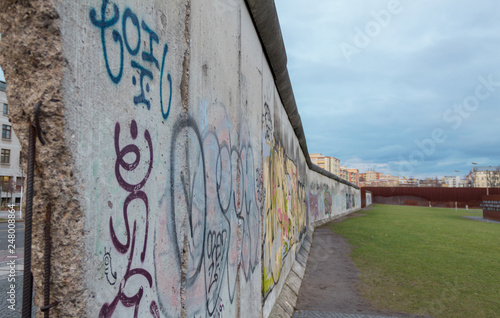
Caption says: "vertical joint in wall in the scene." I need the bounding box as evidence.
[181,0,191,115]
[180,233,189,318]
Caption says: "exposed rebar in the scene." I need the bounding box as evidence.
[34,101,45,146]
[22,121,36,318]
[40,203,56,318]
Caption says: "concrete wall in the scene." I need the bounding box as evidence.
[366,191,373,206]
[0,0,360,317]
[361,189,373,208]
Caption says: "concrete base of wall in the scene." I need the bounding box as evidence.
[268,209,360,317]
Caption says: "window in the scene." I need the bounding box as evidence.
[1,149,10,164]
[2,125,11,140]
[0,176,9,188]
[16,177,25,186]
[3,104,8,115]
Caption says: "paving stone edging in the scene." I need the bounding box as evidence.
[268,210,358,318]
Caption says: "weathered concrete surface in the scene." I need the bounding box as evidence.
[0,1,87,317]
[0,0,361,317]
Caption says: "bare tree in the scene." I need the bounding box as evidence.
[3,178,16,205]
[486,166,500,188]
[465,173,473,187]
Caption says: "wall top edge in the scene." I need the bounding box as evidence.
[244,0,358,189]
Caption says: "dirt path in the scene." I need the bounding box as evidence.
[294,213,424,317]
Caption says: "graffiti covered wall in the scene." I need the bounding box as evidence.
[0,0,360,317]
[260,87,360,315]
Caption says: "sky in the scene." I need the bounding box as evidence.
[274,0,500,179]
[1,2,498,179]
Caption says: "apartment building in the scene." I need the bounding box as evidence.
[345,168,360,186]
[0,81,24,207]
[310,153,341,176]
[340,166,360,187]
[362,170,380,182]
[470,166,500,188]
[399,176,419,187]
[442,176,467,188]
[359,170,399,187]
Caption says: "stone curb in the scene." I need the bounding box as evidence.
[268,209,360,318]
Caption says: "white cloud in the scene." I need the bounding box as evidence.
[275,0,500,177]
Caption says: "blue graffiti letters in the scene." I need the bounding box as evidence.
[123,8,141,56]
[131,60,154,109]
[89,1,173,119]
[141,21,160,69]
[89,0,123,84]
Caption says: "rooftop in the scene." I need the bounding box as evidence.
[472,166,500,172]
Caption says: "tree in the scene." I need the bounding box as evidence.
[464,173,473,187]
[3,178,16,205]
[485,166,500,188]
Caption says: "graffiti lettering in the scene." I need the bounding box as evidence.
[103,248,117,285]
[263,102,273,143]
[89,0,172,119]
[89,0,123,84]
[217,296,225,318]
[324,190,333,217]
[206,230,227,295]
[263,138,306,298]
[309,193,319,219]
[155,110,261,317]
[100,120,157,318]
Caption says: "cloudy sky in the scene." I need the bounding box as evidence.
[274,0,500,179]
[1,1,498,179]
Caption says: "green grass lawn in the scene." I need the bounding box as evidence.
[330,204,500,318]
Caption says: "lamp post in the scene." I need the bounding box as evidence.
[19,185,23,219]
[487,166,490,196]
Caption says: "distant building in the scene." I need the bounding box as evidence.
[340,167,359,187]
[418,178,443,187]
[310,153,341,176]
[442,176,466,188]
[470,166,500,188]
[339,165,348,181]
[360,170,399,187]
[362,170,380,182]
[0,81,24,207]
[399,176,419,187]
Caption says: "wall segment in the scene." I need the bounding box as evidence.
[0,0,360,317]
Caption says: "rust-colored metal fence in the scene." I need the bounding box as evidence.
[363,187,500,209]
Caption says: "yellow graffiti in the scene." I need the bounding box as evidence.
[262,139,306,297]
